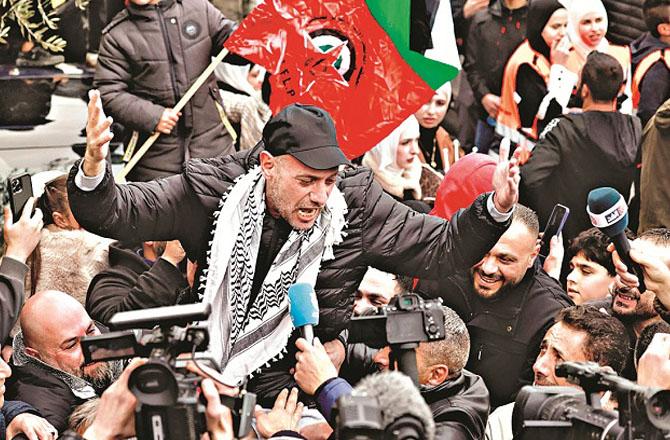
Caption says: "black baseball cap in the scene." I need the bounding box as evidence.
[262,103,350,170]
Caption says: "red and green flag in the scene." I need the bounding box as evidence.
[224,0,459,159]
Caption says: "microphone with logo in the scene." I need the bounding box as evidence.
[587,187,646,292]
[288,283,319,345]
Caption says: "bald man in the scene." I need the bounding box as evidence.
[7,290,122,432]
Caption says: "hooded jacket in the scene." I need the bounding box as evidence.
[95,0,237,181]
[639,99,670,232]
[67,145,511,405]
[520,112,641,243]
[631,33,670,127]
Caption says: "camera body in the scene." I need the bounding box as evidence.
[514,361,670,440]
[348,294,445,348]
[81,303,255,440]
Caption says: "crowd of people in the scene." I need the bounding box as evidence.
[3,0,670,438]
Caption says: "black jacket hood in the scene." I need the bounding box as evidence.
[631,32,669,66]
[567,112,641,169]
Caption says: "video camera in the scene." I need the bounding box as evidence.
[348,294,445,385]
[81,303,256,440]
[513,361,670,440]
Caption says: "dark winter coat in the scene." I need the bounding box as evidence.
[603,0,645,46]
[67,144,511,405]
[95,0,236,181]
[640,98,670,232]
[424,370,490,440]
[631,33,670,127]
[0,257,28,343]
[463,0,528,119]
[0,400,41,440]
[86,242,189,325]
[520,112,641,243]
[6,361,89,433]
[417,262,572,408]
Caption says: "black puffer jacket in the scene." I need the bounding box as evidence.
[67,145,510,403]
[95,0,236,181]
[86,242,189,325]
[603,0,645,46]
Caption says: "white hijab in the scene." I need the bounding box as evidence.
[567,0,609,60]
[366,116,421,174]
[363,116,423,199]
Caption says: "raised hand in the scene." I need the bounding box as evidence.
[84,90,114,177]
[492,139,521,213]
[3,198,43,263]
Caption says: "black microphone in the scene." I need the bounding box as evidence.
[587,187,646,293]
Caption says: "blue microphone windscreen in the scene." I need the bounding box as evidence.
[587,187,628,236]
[288,283,319,327]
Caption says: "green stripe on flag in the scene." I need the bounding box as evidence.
[366,0,459,90]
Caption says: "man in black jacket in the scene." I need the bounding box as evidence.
[417,205,572,408]
[520,51,641,245]
[85,239,189,326]
[8,291,122,432]
[295,306,490,439]
[463,0,528,152]
[68,92,521,406]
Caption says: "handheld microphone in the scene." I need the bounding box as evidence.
[587,187,646,292]
[288,283,319,344]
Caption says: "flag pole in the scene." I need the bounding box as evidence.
[115,47,230,182]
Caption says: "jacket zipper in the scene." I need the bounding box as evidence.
[156,6,180,106]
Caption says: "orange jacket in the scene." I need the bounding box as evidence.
[497,40,551,142]
[632,48,670,110]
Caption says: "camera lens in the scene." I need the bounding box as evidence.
[10,179,21,194]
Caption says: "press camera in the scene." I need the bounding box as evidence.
[81,303,255,440]
[513,361,670,440]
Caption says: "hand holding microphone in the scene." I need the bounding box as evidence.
[288,283,319,344]
[587,187,646,292]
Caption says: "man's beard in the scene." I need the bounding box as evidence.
[610,288,658,323]
[81,360,124,393]
[266,179,322,230]
[469,268,518,300]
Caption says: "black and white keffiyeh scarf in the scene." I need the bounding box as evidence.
[199,166,347,385]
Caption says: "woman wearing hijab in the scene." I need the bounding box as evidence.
[215,62,272,151]
[497,0,575,143]
[413,83,459,172]
[565,0,633,112]
[362,116,425,206]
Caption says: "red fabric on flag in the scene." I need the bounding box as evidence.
[225,0,434,159]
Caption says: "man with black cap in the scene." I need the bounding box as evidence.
[67,90,521,406]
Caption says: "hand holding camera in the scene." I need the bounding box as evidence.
[3,196,43,264]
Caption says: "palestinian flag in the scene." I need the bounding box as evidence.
[367,0,461,90]
[224,0,444,159]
